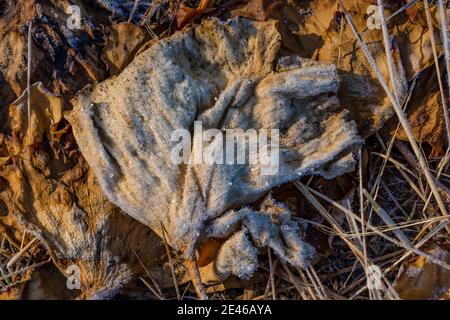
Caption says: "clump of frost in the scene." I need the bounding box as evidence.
[207,194,315,278]
[215,228,259,279]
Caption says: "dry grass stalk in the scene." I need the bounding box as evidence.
[295,182,398,299]
[438,0,450,95]
[161,224,181,300]
[338,0,449,221]
[6,237,37,271]
[0,259,50,283]
[27,21,32,148]
[296,267,318,300]
[187,258,207,300]
[131,245,164,299]
[263,259,278,299]
[128,0,141,23]
[384,218,450,273]
[422,0,450,146]
[363,189,450,270]
[267,247,276,300]
[370,79,416,200]
[279,262,309,300]
[358,149,370,295]
[387,0,421,21]
[140,277,163,299]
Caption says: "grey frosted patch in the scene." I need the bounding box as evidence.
[95,0,153,24]
[207,194,315,276]
[215,228,259,279]
[67,18,362,273]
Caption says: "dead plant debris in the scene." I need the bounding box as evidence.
[0,0,450,300]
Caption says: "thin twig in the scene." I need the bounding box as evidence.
[27,21,32,148]
[140,277,163,299]
[130,245,164,299]
[267,247,276,300]
[263,259,278,299]
[161,224,180,300]
[304,183,450,270]
[187,258,208,300]
[0,259,50,282]
[364,189,450,270]
[358,148,370,296]
[6,237,37,271]
[280,262,309,300]
[338,0,449,221]
[128,0,141,23]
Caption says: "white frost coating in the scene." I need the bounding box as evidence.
[207,194,315,277]
[68,18,362,263]
[215,228,259,279]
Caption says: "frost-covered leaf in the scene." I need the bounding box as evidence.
[68,18,362,273]
[0,83,175,299]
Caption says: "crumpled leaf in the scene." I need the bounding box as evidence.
[394,245,450,300]
[392,65,447,157]
[399,92,446,157]
[67,18,362,273]
[0,0,162,108]
[101,22,148,75]
[232,0,442,136]
[206,194,315,279]
[0,83,176,299]
[0,214,23,250]
[231,0,284,21]
[0,0,112,102]
[176,0,215,29]
[197,237,223,268]
[0,286,24,300]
